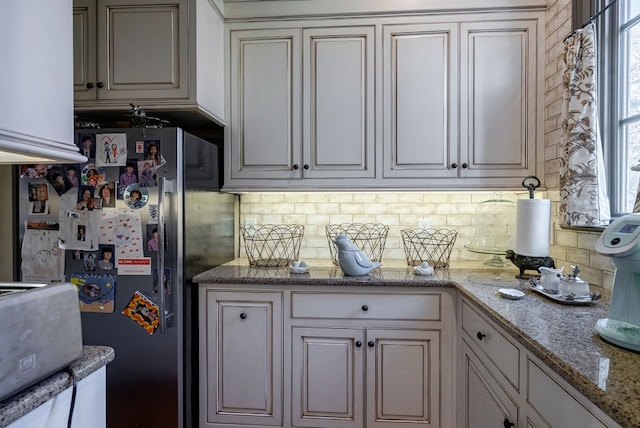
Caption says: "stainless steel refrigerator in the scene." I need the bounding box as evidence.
[15,127,237,427]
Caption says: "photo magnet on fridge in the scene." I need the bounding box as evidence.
[69,273,116,313]
[122,291,160,335]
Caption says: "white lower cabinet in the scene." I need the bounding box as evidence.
[8,367,106,428]
[462,340,519,428]
[199,290,284,427]
[459,298,620,428]
[292,327,442,428]
[199,285,455,428]
[290,290,454,428]
[198,287,619,428]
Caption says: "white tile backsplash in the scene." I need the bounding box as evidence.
[238,189,614,287]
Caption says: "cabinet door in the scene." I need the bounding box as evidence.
[382,23,458,179]
[460,19,539,179]
[201,290,283,426]
[95,0,189,100]
[462,341,519,428]
[291,327,365,428]
[230,28,302,180]
[366,329,442,428]
[302,26,375,179]
[73,0,97,100]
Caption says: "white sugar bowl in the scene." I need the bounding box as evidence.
[559,265,590,296]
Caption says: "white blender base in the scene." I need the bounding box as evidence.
[595,318,640,352]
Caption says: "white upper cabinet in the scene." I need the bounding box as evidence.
[227,25,374,184]
[229,28,302,180]
[460,19,539,180]
[302,26,375,179]
[223,8,544,190]
[382,23,458,179]
[73,0,225,125]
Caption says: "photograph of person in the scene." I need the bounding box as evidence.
[29,199,48,215]
[128,189,144,208]
[137,160,157,187]
[97,245,115,270]
[147,225,159,252]
[84,252,96,272]
[132,302,159,324]
[144,140,162,165]
[118,162,138,198]
[29,182,49,214]
[77,225,86,241]
[66,165,79,187]
[78,134,95,159]
[36,182,48,202]
[82,283,102,299]
[20,164,49,179]
[98,182,116,208]
[46,166,73,196]
[77,185,96,210]
[28,184,38,201]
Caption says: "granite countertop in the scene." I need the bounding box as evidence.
[0,345,115,428]
[193,259,640,428]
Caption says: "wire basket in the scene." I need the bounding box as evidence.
[401,228,458,268]
[241,224,304,267]
[325,223,389,266]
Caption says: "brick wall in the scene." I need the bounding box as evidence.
[544,0,615,289]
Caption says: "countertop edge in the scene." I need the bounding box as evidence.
[0,345,115,428]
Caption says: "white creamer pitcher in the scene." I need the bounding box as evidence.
[538,266,564,293]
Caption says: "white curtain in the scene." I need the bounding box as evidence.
[559,22,611,226]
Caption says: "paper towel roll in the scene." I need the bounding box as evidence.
[514,199,551,257]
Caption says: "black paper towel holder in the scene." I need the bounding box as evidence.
[506,176,556,278]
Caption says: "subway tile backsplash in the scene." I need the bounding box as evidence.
[238,190,614,288]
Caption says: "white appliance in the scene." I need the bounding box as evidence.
[594,213,640,351]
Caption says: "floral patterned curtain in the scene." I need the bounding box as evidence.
[559,22,611,226]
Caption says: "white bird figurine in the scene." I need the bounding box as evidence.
[332,234,382,276]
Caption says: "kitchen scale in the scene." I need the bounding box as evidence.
[595,213,640,351]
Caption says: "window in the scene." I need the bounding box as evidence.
[583,0,640,216]
[617,2,640,214]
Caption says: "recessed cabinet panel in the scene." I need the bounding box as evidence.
[201,290,283,427]
[461,300,520,390]
[303,27,375,178]
[109,8,178,87]
[73,0,96,100]
[460,20,538,178]
[462,341,519,428]
[383,23,458,178]
[527,359,608,428]
[292,327,365,428]
[367,329,441,428]
[97,0,189,100]
[230,29,302,179]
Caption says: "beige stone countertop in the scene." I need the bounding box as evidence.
[0,345,115,427]
[194,259,640,428]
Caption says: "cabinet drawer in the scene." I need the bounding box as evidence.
[527,359,610,427]
[461,301,519,389]
[291,292,441,321]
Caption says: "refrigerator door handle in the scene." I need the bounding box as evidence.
[157,177,175,334]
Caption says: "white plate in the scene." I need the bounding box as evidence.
[498,288,525,300]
